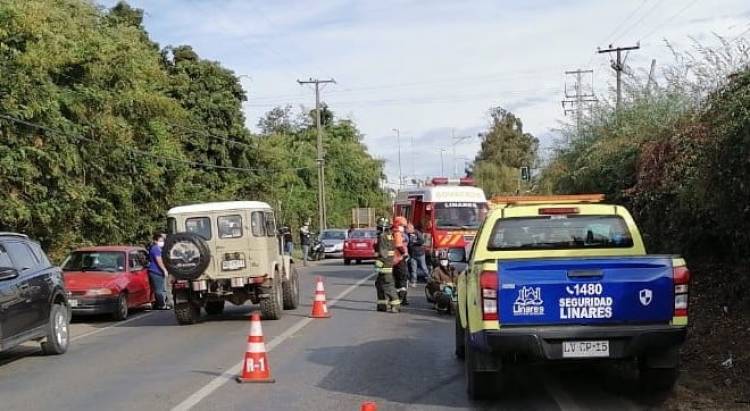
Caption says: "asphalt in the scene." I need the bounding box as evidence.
[0,260,671,411]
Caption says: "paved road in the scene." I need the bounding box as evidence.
[0,260,667,410]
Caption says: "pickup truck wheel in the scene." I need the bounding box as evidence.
[205,300,225,316]
[41,304,69,355]
[465,330,500,400]
[260,274,283,320]
[175,302,200,325]
[282,267,300,310]
[454,315,465,360]
[112,293,128,321]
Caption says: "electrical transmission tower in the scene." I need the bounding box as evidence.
[297,77,336,230]
[561,69,598,133]
[597,43,640,110]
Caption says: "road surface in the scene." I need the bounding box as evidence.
[0,260,667,410]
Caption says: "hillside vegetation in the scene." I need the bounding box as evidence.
[0,0,386,258]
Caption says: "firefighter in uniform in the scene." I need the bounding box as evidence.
[391,216,410,306]
[374,218,400,313]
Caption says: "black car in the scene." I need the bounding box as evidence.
[0,233,69,355]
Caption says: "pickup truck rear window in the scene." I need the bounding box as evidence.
[488,215,634,250]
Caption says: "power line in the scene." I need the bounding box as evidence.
[0,113,314,174]
[601,0,651,46]
[611,0,663,44]
[639,0,701,42]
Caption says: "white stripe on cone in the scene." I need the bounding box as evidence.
[316,280,325,292]
[315,294,326,302]
[250,320,263,337]
[246,342,267,353]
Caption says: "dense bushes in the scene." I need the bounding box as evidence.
[0,0,386,259]
[539,40,750,261]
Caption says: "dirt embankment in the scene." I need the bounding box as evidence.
[667,261,749,410]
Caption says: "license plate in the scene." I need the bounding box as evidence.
[69,299,78,308]
[222,260,246,270]
[562,340,609,358]
[355,243,367,248]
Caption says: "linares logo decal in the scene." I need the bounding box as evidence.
[513,286,544,316]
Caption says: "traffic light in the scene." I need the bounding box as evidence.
[520,166,530,181]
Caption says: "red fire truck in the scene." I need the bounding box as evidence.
[393,177,489,263]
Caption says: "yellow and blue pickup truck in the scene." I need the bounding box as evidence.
[455,195,690,399]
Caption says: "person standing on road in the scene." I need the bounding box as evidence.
[147,232,171,310]
[374,217,400,313]
[392,216,410,306]
[300,220,311,266]
[406,223,428,287]
[281,225,293,255]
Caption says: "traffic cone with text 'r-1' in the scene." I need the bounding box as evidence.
[236,312,275,383]
[310,276,331,318]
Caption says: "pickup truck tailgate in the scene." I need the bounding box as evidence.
[498,257,674,326]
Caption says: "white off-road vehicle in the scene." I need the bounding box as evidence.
[164,201,299,325]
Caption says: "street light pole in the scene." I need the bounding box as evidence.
[392,128,402,186]
[440,148,447,176]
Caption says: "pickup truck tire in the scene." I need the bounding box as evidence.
[454,316,465,360]
[282,267,300,310]
[260,274,283,320]
[163,233,211,281]
[175,302,200,325]
[465,329,501,400]
[205,300,225,316]
[41,304,69,355]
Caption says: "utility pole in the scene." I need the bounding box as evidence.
[597,43,640,110]
[561,69,598,133]
[297,77,336,230]
[392,128,402,186]
[646,59,657,94]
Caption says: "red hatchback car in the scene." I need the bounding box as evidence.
[62,246,152,320]
[343,228,378,265]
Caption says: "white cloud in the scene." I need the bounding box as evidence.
[100,0,750,181]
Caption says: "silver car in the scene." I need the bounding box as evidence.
[320,229,348,258]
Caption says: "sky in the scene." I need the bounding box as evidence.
[99,0,750,184]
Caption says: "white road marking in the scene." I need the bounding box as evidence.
[70,311,156,342]
[172,272,376,411]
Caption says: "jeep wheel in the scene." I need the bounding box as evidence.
[163,232,211,281]
[283,267,300,310]
[175,302,200,325]
[205,300,225,316]
[112,293,128,321]
[260,273,283,320]
[41,304,69,355]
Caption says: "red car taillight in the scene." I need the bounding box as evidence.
[673,265,690,317]
[480,270,498,321]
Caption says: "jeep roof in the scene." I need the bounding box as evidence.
[167,201,272,216]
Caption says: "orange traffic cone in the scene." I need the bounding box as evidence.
[310,276,331,318]
[360,401,377,411]
[236,312,275,383]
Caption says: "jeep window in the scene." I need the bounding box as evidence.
[63,251,126,273]
[29,242,51,266]
[264,212,276,237]
[167,217,177,234]
[219,215,243,239]
[5,242,38,271]
[488,215,634,250]
[0,245,12,268]
[186,217,212,240]
[251,211,265,237]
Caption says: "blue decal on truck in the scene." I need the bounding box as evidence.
[498,258,674,326]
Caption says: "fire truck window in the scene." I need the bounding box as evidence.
[434,202,485,229]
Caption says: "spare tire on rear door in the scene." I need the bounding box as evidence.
[163,232,211,281]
